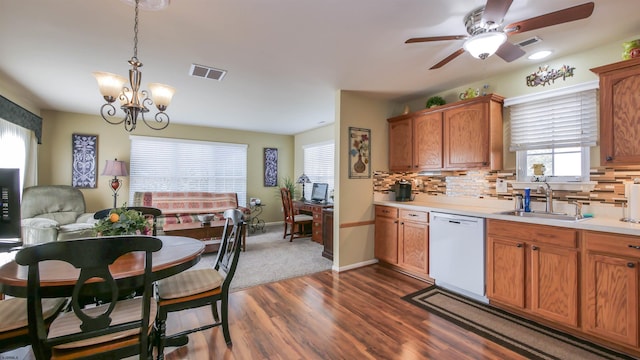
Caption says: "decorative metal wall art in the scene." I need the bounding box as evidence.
[263,147,278,187]
[349,127,371,179]
[71,133,98,188]
[526,65,575,87]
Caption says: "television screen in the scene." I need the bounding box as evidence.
[0,168,21,244]
[310,183,328,203]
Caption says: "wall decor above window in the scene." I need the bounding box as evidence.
[526,65,575,87]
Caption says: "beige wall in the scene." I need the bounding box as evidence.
[38,110,294,223]
[335,91,393,268]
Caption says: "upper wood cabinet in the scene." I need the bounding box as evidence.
[591,57,640,167]
[388,94,503,171]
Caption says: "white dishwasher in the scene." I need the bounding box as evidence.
[429,211,487,302]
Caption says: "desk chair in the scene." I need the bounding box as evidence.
[15,236,162,360]
[155,208,245,359]
[94,206,162,236]
[280,187,313,241]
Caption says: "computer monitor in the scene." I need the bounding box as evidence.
[0,168,21,245]
[310,183,328,203]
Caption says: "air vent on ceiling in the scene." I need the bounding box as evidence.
[517,36,542,48]
[189,64,227,81]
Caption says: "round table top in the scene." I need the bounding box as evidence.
[0,236,204,297]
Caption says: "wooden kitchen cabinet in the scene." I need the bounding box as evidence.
[591,57,640,167]
[374,206,399,264]
[486,220,579,328]
[387,94,503,171]
[583,231,640,348]
[374,205,429,279]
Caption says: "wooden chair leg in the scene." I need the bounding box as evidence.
[156,311,168,360]
[211,302,219,322]
[221,296,232,347]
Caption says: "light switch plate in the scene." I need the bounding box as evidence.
[496,179,508,193]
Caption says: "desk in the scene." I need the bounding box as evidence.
[0,236,204,298]
[293,201,333,243]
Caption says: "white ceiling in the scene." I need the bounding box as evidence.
[1,0,639,135]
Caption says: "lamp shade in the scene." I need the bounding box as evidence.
[93,71,126,101]
[463,32,507,60]
[101,159,129,177]
[296,174,311,184]
[148,83,176,110]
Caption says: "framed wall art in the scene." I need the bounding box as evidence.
[71,133,98,188]
[348,127,371,179]
[264,147,278,187]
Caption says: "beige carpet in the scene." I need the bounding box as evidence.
[404,286,636,360]
[193,223,333,291]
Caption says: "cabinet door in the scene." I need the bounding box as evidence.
[584,251,639,347]
[399,220,428,275]
[530,243,579,327]
[599,68,640,166]
[374,216,398,264]
[413,112,442,170]
[388,118,413,171]
[486,236,525,308]
[443,102,489,169]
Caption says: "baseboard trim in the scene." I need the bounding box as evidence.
[335,259,378,272]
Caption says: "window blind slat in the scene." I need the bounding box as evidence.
[303,142,334,200]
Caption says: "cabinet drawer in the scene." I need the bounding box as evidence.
[376,206,398,219]
[400,209,428,223]
[487,219,577,248]
[585,231,640,258]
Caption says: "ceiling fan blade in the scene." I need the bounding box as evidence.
[430,48,466,70]
[406,35,467,44]
[482,0,513,26]
[504,2,594,35]
[495,41,525,62]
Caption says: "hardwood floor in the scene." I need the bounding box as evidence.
[3,265,526,359]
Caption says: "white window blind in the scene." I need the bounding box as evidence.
[303,141,334,200]
[508,87,598,151]
[129,136,247,206]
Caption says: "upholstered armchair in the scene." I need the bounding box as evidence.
[21,185,95,245]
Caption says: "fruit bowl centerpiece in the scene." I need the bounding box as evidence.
[94,204,151,236]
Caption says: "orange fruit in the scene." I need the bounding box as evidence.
[109,213,120,223]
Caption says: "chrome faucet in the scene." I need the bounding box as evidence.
[537,182,553,213]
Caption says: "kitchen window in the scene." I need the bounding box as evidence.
[505,82,598,185]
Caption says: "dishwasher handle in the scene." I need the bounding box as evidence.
[431,212,482,226]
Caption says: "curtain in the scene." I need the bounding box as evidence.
[0,117,38,190]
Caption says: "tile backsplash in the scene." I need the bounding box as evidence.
[374,167,640,208]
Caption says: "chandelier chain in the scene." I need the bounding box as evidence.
[133,0,139,60]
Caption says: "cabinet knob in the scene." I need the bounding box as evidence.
[532,245,539,251]
[482,162,488,166]
[606,156,613,161]
[627,244,640,250]
[516,243,523,248]
[628,262,635,268]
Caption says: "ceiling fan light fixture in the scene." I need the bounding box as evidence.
[463,32,507,60]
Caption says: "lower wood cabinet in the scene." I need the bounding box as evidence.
[374,205,429,279]
[583,231,640,348]
[486,220,579,328]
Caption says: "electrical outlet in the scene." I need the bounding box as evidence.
[496,179,508,193]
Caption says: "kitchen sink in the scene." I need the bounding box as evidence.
[494,210,589,222]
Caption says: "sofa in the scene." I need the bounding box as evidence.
[21,185,96,245]
[131,191,250,233]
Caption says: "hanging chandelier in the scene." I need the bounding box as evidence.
[93,0,175,132]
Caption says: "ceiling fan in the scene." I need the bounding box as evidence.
[406,0,594,70]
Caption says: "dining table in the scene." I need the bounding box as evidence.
[0,235,205,298]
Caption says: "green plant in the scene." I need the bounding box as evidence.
[426,96,446,108]
[93,204,151,236]
[275,176,297,200]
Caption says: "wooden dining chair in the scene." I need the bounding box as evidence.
[15,236,162,360]
[280,187,313,241]
[155,208,245,359]
[0,297,67,353]
[94,206,162,236]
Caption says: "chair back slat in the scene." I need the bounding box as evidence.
[215,209,245,287]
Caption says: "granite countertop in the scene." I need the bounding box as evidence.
[374,197,640,237]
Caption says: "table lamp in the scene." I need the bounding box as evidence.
[101,158,129,208]
[296,173,311,201]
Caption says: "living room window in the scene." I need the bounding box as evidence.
[0,118,37,192]
[505,82,598,184]
[129,136,248,206]
[303,141,334,200]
